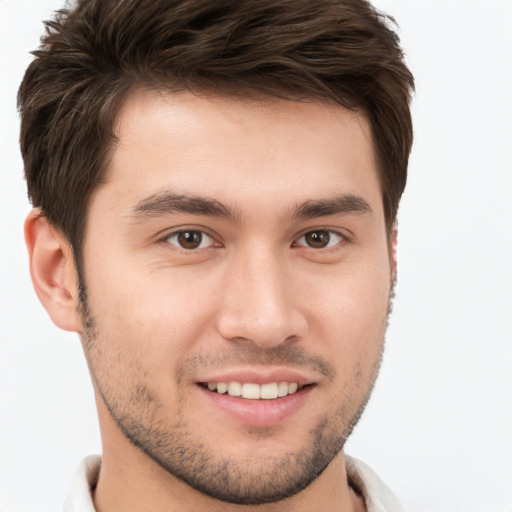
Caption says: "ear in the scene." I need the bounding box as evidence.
[24,209,82,333]
[389,227,398,282]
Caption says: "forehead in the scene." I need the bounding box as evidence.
[99,88,382,219]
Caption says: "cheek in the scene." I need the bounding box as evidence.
[82,258,222,379]
[303,261,390,366]
[306,262,390,332]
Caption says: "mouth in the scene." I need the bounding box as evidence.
[199,381,312,400]
[196,375,316,425]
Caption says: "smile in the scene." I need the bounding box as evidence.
[202,381,301,399]
[197,377,316,425]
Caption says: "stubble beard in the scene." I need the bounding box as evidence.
[78,284,392,505]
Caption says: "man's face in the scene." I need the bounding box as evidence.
[79,89,394,504]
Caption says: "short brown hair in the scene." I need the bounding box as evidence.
[18,0,414,261]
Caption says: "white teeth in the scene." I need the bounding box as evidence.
[216,382,228,394]
[260,382,278,399]
[227,381,242,397]
[242,383,261,399]
[205,381,301,399]
[277,381,288,397]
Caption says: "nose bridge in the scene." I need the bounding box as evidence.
[217,243,306,347]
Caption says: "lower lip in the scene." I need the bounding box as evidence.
[197,385,314,426]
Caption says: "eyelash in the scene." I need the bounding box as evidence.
[163,229,219,251]
[293,229,345,250]
[162,228,347,252]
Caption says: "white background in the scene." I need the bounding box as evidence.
[1,1,511,511]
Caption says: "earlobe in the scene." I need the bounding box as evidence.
[24,209,82,333]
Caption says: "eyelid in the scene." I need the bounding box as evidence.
[158,226,223,250]
[292,228,348,249]
[167,231,214,250]
[156,224,218,240]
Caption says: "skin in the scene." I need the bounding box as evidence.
[26,89,396,512]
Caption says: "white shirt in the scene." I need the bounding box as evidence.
[63,454,403,512]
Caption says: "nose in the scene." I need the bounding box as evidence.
[216,247,308,349]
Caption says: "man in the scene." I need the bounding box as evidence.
[18,0,414,510]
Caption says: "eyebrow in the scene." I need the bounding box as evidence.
[130,191,238,221]
[292,194,373,220]
[129,190,372,222]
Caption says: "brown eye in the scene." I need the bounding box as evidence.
[296,230,343,249]
[166,230,213,250]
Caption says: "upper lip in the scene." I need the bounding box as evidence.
[197,368,315,386]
